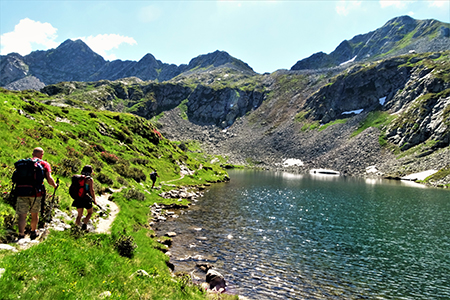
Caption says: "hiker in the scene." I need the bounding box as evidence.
[71,165,97,231]
[150,169,159,189]
[15,147,58,240]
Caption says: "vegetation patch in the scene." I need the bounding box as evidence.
[351,111,395,139]
[318,118,348,132]
[0,88,231,299]
[301,120,320,132]
[178,99,189,120]
[421,165,450,187]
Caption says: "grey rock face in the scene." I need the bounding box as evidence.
[305,57,412,123]
[292,16,450,70]
[186,86,265,128]
[0,53,29,86]
[1,40,254,91]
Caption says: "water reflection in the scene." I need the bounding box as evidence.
[156,170,450,300]
[364,177,427,188]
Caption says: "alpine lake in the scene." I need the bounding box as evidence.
[155,169,450,299]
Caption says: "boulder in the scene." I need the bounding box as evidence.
[206,269,227,292]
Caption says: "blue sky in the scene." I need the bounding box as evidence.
[1,1,449,73]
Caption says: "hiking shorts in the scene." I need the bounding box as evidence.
[16,196,41,214]
[72,196,93,210]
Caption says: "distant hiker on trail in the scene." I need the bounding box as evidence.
[150,169,159,189]
[13,147,58,240]
[70,165,97,232]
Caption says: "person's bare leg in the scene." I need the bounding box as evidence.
[30,212,39,232]
[18,214,27,236]
[84,207,93,224]
[76,208,84,226]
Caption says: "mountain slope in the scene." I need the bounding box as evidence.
[291,16,450,70]
[155,51,450,187]
[0,40,254,89]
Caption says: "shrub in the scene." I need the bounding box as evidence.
[54,158,82,177]
[117,177,128,187]
[131,157,149,165]
[101,151,119,164]
[114,233,137,258]
[178,142,188,152]
[82,145,96,157]
[89,155,104,171]
[114,164,146,182]
[66,146,84,159]
[124,188,146,201]
[97,173,113,185]
[69,223,85,239]
[92,143,105,152]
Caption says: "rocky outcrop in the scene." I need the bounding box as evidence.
[0,53,29,86]
[3,76,45,91]
[187,86,265,128]
[304,56,413,123]
[303,52,450,153]
[292,16,450,70]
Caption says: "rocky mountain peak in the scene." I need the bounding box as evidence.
[187,50,254,73]
[291,16,450,70]
[138,53,160,66]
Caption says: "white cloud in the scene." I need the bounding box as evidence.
[0,18,59,55]
[336,0,362,16]
[379,0,410,9]
[77,34,137,61]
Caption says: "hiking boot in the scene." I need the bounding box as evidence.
[81,224,87,231]
[30,231,38,240]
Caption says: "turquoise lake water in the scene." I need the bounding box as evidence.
[157,170,450,299]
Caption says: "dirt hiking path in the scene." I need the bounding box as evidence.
[94,190,120,234]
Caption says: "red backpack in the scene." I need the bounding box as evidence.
[69,175,89,200]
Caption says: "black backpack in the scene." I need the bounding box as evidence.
[69,175,89,200]
[12,158,46,197]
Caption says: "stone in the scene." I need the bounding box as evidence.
[132,269,151,278]
[206,269,227,292]
[0,244,18,252]
[99,291,112,298]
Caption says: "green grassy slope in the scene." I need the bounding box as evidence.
[0,88,235,299]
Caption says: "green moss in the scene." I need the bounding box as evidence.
[294,111,308,123]
[318,118,348,131]
[352,111,394,137]
[178,99,189,120]
[423,165,450,183]
[301,120,320,131]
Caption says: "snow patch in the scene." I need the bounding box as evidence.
[283,158,304,167]
[340,55,357,66]
[401,170,439,181]
[342,109,363,115]
[379,97,386,105]
[366,166,378,174]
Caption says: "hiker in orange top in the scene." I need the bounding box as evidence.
[71,165,97,231]
[15,147,58,240]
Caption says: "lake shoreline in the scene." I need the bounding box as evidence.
[153,169,450,299]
